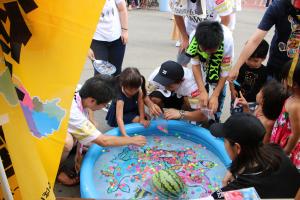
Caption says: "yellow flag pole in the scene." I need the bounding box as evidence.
[0,155,13,200]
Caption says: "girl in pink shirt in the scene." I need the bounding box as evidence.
[271,61,300,169]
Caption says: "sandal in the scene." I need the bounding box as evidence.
[57,166,80,186]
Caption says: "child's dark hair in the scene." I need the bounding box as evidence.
[119,67,147,97]
[281,60,300,87]
[195,21,224,50]
[261,80,289,120]
[250,39,269,59]
[79,74,116,104]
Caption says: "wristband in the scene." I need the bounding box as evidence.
[179,110,185,120]
[121,27,128,31]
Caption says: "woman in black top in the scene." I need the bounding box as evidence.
[209,113,300,199]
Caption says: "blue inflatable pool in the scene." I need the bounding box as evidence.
[80,120,231,199]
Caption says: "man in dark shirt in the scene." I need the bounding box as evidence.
[229,0,300,81]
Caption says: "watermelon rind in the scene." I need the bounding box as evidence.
[151,169,186,199]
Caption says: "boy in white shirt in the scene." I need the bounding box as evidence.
[186,21,234,122]
[145,60,208,122]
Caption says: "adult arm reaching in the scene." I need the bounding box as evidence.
[164,108,207,122]
[93,134,146,147]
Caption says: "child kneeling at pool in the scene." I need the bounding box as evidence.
[145,60,210,123]
[106,67,150,136]
[57,75,146,186]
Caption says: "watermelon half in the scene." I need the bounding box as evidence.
[152,169,186,199]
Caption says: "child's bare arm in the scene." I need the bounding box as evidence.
[93,134,146,147]
[116,100,127,136]
[138,90,150,127]
[192,64,208,108]
[261,117,274,144]
[229,82,238,100]
[138,90,145,120]
[284,104,300,155]
[209,77,227,113]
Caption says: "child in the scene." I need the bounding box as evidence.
[271,60,300,169]
[145,60,208,122]
[106,67,150,136]
[147,60,199,110]
[186,21,234,122]
[230,39,269,113]
[58,75,146,186]
[236,80,288,143]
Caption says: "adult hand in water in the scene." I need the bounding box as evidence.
[132,135,147,146]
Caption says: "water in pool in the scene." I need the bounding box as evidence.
[93,135,227,199]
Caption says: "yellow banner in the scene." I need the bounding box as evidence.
[0,56,54,199]
[0,0,103,198]
[0,125,21,199]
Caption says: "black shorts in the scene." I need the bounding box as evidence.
[149,91,184,110]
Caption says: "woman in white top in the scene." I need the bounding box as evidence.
[89,0,128,76]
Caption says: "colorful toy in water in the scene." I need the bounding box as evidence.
[157,125,168,133]
[100,145,216,196]
[152,169,186,198]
